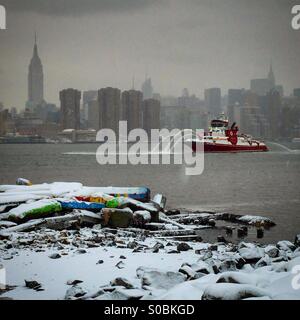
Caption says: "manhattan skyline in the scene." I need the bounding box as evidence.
[0,0,299,109]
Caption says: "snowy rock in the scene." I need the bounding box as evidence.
[277,241,296,251]
[25,280,42,291]
[66,279,83,286]
[264,245,279,258]
[109,288,145,300]
[133,211,151,226]
[237,215,275,227]
[65,285,87,300]
[127,241,138,249]
[75,249,87,254]
[202,283,270,300]
[142,270,186,290]
[218,259,238,272]
[179,265,197,279]
[238,246,264,263]
[177,242,192,252]
[191,261,211,274]
[49,253,61,259]
[110,277,135,289]
[0,221,17,228]
[152,242,164,253]
[255,256,271,268]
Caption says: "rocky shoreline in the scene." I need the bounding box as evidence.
[1,220,300,300]
[0,182,299,300]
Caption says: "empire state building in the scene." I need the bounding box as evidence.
[27,34,44,109]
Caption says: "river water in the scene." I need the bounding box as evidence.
[0,142,299,243]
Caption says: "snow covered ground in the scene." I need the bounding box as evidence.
[0,182,299,300]
[1,228,300,300]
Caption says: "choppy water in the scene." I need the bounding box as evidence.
[0,142,299,243]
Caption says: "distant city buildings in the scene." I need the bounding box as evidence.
[231,105,270,138]
[250,63,283,97]
[178,88,203,109]
[60,88,81,130]
[204,88,221,117]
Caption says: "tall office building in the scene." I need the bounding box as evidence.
[82,90,98,121]
[60,88,81,130]
[268,63,275,89]
[141,77,153,100]
[27,34,44,110]
[98,87,121,132]
[142,99,161,134]
[204,88,221,117]
[250,63,277,96]
[266,90,282,140]
[121,90,143,132]
[228,89,245,106]
[87,100,100,130]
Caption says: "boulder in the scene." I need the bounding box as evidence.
[202,283,269,300]
[277,241,296,251]
[238,246,264,264]
[179,265,197,279]
[132,210,151,227]
[65,285,87,300]
[110,277,135,289]
[177,242,192,252]
[264,245,279,258]
[101,208,133,228]
[141,270,186,290]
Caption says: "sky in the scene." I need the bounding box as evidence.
[0,0,299,109]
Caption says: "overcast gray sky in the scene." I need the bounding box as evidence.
[0,0,299,109]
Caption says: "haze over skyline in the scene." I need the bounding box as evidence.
[0,0,299,109]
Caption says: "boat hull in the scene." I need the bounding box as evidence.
[193,142,269,153]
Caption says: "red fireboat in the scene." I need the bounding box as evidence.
[192,118,269,153]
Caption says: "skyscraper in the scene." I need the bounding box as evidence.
[204,88,221,117]
[60,88,81,130]
[268,63,275,89]
[141,77,153,100]
[98,87,121,132]
[121,90,143,132]
[27,34,44,110]
[250,63,277,96]
[142,98,161,134]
